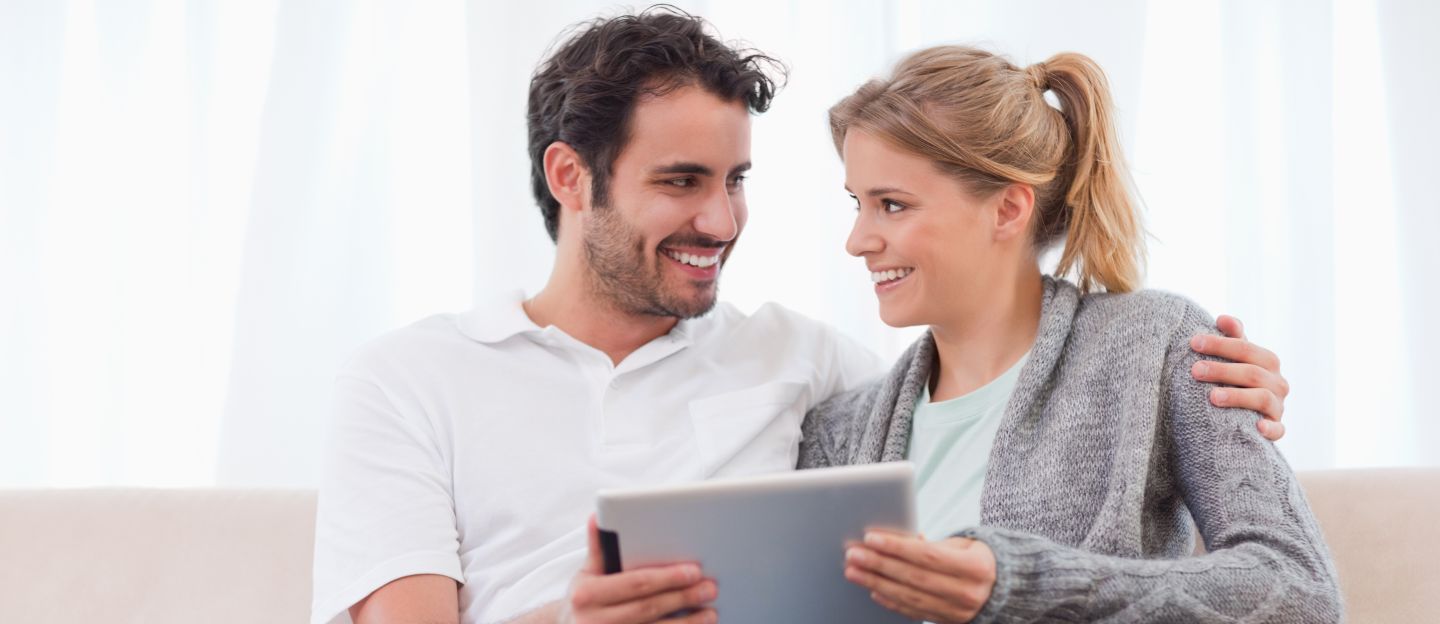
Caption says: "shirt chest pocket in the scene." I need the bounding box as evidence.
[687,381,810,479]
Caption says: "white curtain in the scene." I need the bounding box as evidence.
[2,0,1435,488]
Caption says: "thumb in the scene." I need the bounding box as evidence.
[582,514,604,574]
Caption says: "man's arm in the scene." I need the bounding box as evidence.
[312,372,464,623]
[350,574,460,624]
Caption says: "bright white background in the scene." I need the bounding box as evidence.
[2,0,1436,488]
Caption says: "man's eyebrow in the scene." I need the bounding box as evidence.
[729,162,752,176]
[652,162,714,176]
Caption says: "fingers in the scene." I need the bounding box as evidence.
[583,515,604,574]
[1190,334,1281,375]
[588,581,716,624]
[845,545,958,598]
[1205,385,1286,440]
[860,531,975,578]
[1258,419,1285,442]
[1207,384,1283,421]
[869,588,939,623]
[1192,360,1288,402]
[1215,314,1247,340]
[845,564,958,623]
[571,564,704,609]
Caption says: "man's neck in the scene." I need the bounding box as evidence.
[927,267,1044,402]
[524,269,679,366]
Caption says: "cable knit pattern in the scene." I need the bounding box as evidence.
[799,276,1341,622]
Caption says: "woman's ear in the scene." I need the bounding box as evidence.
[543,141,591,214]
[993,183,1035,242]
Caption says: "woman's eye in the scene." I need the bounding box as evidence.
[849,195,860,211]
[883,199,905,214]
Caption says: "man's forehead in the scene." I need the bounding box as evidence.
[623,86,752,162]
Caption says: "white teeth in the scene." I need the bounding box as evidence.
[870,268,913,284]
[665,249,721,268]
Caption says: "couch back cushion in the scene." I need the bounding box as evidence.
[1298,468,1440,623]
[1,470,1437,622]
[0,488,316,624]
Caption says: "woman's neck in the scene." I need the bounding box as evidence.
[928,269,1044,402]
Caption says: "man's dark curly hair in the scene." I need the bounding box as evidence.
[526,5,784,242]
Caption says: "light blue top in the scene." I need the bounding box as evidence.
[906,351,1028,539]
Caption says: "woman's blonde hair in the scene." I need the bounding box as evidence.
[829,46,1144,293]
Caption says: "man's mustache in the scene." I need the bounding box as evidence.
[659,235,729,249]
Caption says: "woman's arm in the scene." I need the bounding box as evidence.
[846,303,1341,623]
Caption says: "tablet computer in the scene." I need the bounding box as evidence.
[595,462,916,623]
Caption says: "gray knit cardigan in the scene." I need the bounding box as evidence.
[799,276,1341,622]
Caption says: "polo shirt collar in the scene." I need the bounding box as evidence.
[457,290,542,344]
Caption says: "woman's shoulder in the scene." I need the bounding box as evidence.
[1070,284,1218,344]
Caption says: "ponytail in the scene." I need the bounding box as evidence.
[1035,53,1145,294]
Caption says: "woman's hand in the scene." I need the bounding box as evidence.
[844,530,996,624]
[1189,314,1291,441]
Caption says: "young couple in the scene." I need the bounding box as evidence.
[312,7,1337,624]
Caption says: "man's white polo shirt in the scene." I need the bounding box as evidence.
[311,293,883,624]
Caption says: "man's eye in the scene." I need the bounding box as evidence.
[667,177,693,188]
[728,174,747,188]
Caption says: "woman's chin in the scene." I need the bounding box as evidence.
[877,305,924,329]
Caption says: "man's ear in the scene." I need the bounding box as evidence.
[993,183,1035,242]
[543,141,590,214]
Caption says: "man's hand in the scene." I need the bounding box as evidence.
[559,516,718,624]
[1189,314,1290,441]
[844,530,996,624]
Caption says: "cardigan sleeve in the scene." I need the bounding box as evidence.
[958,300,1341,623]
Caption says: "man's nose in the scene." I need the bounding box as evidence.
[693,187,738,242]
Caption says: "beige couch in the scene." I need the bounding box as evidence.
[2,469,1436,623]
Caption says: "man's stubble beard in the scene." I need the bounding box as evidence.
[581,201,722,320]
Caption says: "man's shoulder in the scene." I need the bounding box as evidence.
[340,313,471,378]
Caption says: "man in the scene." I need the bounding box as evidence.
[311,8,1292,624]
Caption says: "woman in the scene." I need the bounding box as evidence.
[800,47,1340,622]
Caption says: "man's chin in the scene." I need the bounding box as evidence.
[654,286,719,319]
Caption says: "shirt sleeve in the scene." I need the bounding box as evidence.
[310,373,463,624]
[798,330,885,470]
[823,329,886,399]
